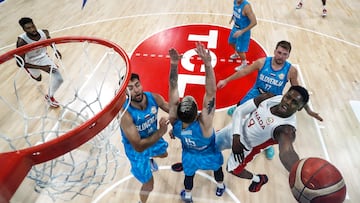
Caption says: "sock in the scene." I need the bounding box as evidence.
[252,174,260,183]
[185,191,192,199]
[217,182,225,189]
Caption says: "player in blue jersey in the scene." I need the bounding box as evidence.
[120,73,170,203]
[217,40,323,160]
[168,42,225,203]
[228,0,257,71]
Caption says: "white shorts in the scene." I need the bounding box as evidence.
[25,55,57,78]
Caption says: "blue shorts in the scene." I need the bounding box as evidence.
[124,138,168,183]
[228,26,251,53]
[182,149,224,176]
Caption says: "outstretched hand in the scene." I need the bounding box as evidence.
[232,134,249,162]
[194,42,212,67]
[217,80,227,89]
[169,48,182,64]
[307,110,323,122]
[305,108,323,122]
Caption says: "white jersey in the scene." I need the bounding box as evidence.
[18,29,48,62]
[215,95,297,172]
[239,95,296,149]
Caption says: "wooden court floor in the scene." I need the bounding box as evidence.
[0,0,359,203]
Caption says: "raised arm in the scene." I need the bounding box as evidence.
[168,48,181,125]
[194,42,216,137]
[274,125,300,172]
[217,57,265,89]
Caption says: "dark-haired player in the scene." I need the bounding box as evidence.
[120,73,170,203]
[217,40,323,160]
[168,43,225,203]
[17,17,64,108]
[215,85,310,192]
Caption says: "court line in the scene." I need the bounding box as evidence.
[296,64,350,200]
[2,12,353,201]
[1,12,359,52]
[92,166,241,203]
[294,64,330,161]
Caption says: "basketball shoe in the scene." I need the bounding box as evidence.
[180,190,193,203]
[265,146,275,160]
[248,174,268,192]
[322,8,327,17]
[150,158,159,172]
[45,94,60,108]
[234,61,248,71]
[296,2,303,9]
[216,184,226,196]
[230,52,239,59]
[227,106,236,116]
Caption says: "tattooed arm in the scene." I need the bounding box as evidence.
[194,42,216,137]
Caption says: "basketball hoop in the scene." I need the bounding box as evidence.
[0,36,131,202]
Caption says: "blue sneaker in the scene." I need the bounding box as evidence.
[265,146,275,160]
[227,106,236,116]
[216,184,226,196]
[150,158,158,172]
[180,190,193,203]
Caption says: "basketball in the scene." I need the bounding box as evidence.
[289,157,346,203]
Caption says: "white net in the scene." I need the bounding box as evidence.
[0,37,129,201]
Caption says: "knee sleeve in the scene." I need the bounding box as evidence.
[214,167,224,182]
[184,175,194,190]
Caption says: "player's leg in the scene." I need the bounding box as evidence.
[296,0,303,9]
[321,0,327,17]
[234,34,250,71]
[229,168,268,192]
[180,175,194,203]
[228,27,239,59]
[214,167,226,196]
[140,177,154,203]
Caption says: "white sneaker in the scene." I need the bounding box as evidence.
[322,8,327,17]
[296,2,303,9]
[45,94,60,108]
[234,61,248,71]
[230,53,239,59]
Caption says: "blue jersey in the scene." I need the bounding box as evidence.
[172,119,223,176]
[240,57,291,104]
[232,0,250,30]
[228,0,251,52]
[120,92,168,183]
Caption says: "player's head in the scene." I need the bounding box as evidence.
[279,85,309,116]
[276,40,292,53]
[177,95,198,123]
[126,73,144,103]
[19,17,37,36]
[274,40,291,65]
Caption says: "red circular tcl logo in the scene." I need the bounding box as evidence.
[130,24,267,110]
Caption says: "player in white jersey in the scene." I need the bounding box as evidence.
[17,17,64,108]
[215,85,310,192]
